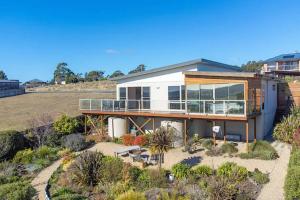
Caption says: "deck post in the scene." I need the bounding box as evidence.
[254,117,257,143]
[84,114,87,135]
[101,115,104,135]
[223,121,226,143]
[184,119,187,147]
[246,120,249,152]
[125,117,129,134]
[152,117,155,134]
[212,121,216,146]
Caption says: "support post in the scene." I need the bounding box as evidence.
[254,117,257,143]
[84,114,87,135]
[152,117,155,134]
[125,117,129,134]
[224,121,226,143]
[101,115,104,135]
[184,119,187,146]
[246,120,249,152]
[212,121,216,146]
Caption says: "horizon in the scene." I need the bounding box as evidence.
[0,0,299,82]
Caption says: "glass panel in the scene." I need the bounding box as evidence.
[187,101,199,113]
[142,87,150,98]
[91,99,101,110]
[215,101,225,114]
[181,85,186,100]
[169,101,181,110]
[215,84,229,100]
[229,84,244,100]
[226,101,244,115]
[119,87,126,100]
[168,86,180,100]
[102,100,113,111]
[142,100,150,109]
[187,84,200,100]
[128,100,139,110]
[205,101,214,114]
[200,85,213,100]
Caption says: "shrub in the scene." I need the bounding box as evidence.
[239,140,279,160]
[127,166,143,183]
[0,130,27,161]
[44,132,62,147]
[206,176,238,200]
[116,190,146,200]
[193,165,213,177]
[54,114,79,135]
[202,139,213,150]
[0,162,19,177]
[133,135,147,146]
[289,147,300,167]
[284,166,300,200]
[171,163,191,179]
[62,134,89,151]
[249,168,269,184]
[273,106,300,143]
[13,149,34,164]
[69,151,104,187]
[0,180,36,200]
[122,134,135,146]
[136,169,167,190]
[51,187,87,200]
[102,156,124,183]
[293,128,300,147]
[206,147,223,156]
[221,143,238,154]
[217,162,248,182]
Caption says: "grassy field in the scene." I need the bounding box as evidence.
[0,92,114,132]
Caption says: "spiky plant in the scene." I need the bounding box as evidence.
[70,151,104,187]
[149,126,174,168]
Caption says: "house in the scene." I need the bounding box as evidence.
[262,53,300,77]
[24,79,47,88]
[0,80,25,98]
[79,58,278,147]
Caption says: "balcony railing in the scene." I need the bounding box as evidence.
[278,64,299,71]
[79,99,259,116]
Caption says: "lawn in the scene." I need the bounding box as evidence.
[0,92,114,132]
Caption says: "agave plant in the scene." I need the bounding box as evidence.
[70,151,104,187]
[149,126,174,168]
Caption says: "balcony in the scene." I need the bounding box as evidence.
[278,64,299,71]
[79,99,259,117]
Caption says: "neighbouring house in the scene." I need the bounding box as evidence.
[0,80,25,98]
[80,59,278,146]
[24,79,47,88]
[262,52,300,77]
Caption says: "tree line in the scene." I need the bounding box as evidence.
[0,61,262,83]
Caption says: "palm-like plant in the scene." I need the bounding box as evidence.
[149,126,174,168]
[70,151,104,187]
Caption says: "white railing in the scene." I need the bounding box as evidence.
[79,99,248,116]
[278,64,299,71]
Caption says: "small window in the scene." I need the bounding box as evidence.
[168,86,180,100]
[119,87,126,100]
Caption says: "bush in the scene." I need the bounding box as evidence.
[206,147,223,157]
[62,134,89,151]
[116,190,146,200]
[44,132,62,147]
[69,151,104,187]
[51,187,87,200]
[135,169,168,190]
[221,143,238,154]
[133,135,147,146]
[193,165,213,177]
[122,134,135,146]
[13,149,34,164]
[0,130,27,161]
[284,166,300,200]
[126,166,143,184]
[102,156,124,183]
[239,140,279,160]
[171,163,191,179]
[249,168,269,184]
[202,139,213,150]
[273,106,300,143]
[0,180,36,200]
[54,114,79,135]
[217,162,248,182]
[289,147,300,167]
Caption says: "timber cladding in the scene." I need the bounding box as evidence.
[278,82,300,109]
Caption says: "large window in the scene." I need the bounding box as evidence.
[119,87,126,100]
[186,83,245,115]
[168,85,185,110]
[142,87,150,109]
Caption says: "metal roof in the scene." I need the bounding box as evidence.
[110,58,241,81]
[0,80,19,83]
[264,53,300,63]
[184,71,259,78]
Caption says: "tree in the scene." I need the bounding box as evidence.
[0,70,8,80]
[241,61,263,72]
[53,62,78,84]
[27,113,54,147]
[110,70,125,78]
[128,64,146,74]
[149,126,174,168]
[85,70,105,82]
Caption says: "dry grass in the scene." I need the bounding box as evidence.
[0,92,114,132]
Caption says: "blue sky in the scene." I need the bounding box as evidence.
[0,0,299,82]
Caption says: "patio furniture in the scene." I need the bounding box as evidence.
[114,145,141,157]
[129,149,142,162]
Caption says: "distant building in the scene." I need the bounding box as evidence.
[0,80,25,98]
[262,53,300,77]
[24,79,47,88]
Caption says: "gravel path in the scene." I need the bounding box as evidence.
[31,141,291,200]
[31,158,63,200]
